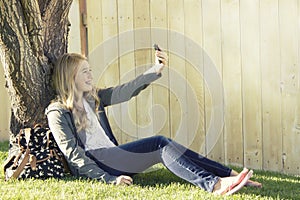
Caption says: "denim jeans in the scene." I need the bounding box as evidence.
[87,135,231,192]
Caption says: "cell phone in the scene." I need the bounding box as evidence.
[153,44,162,63]
[153,44,161,51]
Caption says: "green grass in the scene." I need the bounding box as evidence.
[0,141,299,200]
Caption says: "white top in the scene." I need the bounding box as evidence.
[83,99,116,150]
[82,64,161,150]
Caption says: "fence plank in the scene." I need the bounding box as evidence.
[279,0,300,174]
[101,0,122,143]
[68,0,81,53]
[117,0,138,143]
[240,0,262,169]
[133,0,154,139]
[0,62,10,141]
[184,0,206,154]
[150,0,170,139]
[202,0,224,163]
[260,0,282,172]
[86,0,103,53]
[221,0,243,166]
[167,0,188,146]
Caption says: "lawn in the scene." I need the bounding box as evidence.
[0,140,299,200]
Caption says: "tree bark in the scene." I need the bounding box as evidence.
[0,0,73,139]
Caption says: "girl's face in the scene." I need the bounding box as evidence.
[74,60,93,94]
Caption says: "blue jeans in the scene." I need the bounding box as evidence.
[87,135,231,192]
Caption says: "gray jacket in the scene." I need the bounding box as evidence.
[45,72,161,183]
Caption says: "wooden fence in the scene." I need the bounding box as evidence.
[0,62,10,141]
[1,0,300,175]
[85,0,300,175]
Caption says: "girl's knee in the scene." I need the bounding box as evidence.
[154,135,171,146]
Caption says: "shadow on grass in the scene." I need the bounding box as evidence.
[133,166,300,199]
[0,141,9,152]
[134,167,186,187]
[242,170,300,199]
[1,139,298,199]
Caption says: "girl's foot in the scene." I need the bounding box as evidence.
[245,179,262,188]
[213,168,252,195]
[225,170,253,195]
[230,168,262,188]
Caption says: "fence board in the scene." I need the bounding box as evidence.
[167,0,188,146]
[117,0,137,143]
[150,0,170,139]
[0,62,10,141]
[86,0,103,53]
[202,0,224,163]
[133,0,154,139]
[279,0,300,174]
[184,0,206,154]
[68,0,81,54]
[101,0,122,143]
[260,0,282,172]
[221,0,243,166]
[240,0,262,169]
[296,1,300,174]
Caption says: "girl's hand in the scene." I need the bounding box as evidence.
[116,175,133,186]
[155,50,168,66]
[155,47,168,74]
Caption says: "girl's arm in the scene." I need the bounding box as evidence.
[99,49,168,107]
[99,68,162,107]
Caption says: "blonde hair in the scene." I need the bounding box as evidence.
[53,53,99,131]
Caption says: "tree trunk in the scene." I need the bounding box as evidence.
[0,0,73,150]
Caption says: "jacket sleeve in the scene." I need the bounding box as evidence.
[46,107,117,183]
[99,71,161,107]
